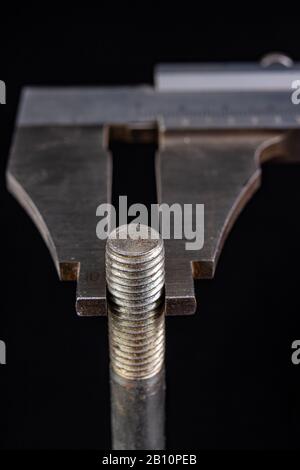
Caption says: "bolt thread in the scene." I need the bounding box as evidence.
[106,225,165,380]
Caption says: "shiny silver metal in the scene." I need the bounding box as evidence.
[260,52,294,68]
[106,224,166,449]
[106,224,165,380]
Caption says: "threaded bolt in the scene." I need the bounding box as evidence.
[106,224,165,380]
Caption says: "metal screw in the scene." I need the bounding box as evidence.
[106,224,166,449]
[106,224,165,379]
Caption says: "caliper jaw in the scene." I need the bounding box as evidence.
[7,61,300,316]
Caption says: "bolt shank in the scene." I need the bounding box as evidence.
[110,368,165,450]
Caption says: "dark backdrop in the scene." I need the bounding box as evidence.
[0,13,300,450]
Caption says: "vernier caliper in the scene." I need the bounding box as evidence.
[7,53,300,449]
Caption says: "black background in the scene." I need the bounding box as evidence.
[1,12,300,450]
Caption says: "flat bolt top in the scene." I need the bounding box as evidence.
[107,225,162,258]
